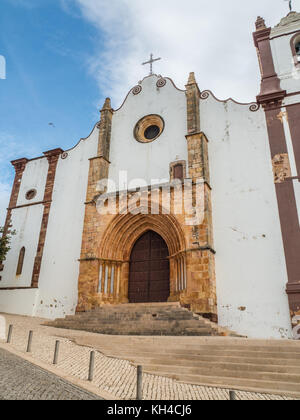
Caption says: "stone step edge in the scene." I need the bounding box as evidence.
[129,357,300,372]
[106,352,300,367]
[137,364,300,381]
[98,343,300,352]
[102,348,300,357]
[140,363,300,382]
[141,367,300,396]
[46,321,239,338]
[176,377,300,399]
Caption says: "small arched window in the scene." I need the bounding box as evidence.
[173,164,184,181]
[291,33,300,65]
[296,41,300,57]
[16,247,25,276]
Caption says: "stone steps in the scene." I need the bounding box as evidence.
[104,346,300,360]
[130,356,300,374]
[51,324,215,336]
[45,324,300,397]
[106,343,300,353]
[142,363,300,384]
[107,351,300,367]
[168,373,300,395]
[46,303,239,337]
[85,335,300,396]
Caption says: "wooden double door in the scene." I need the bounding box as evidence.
[128,231,170,303]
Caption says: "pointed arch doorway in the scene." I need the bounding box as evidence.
[128,231,170,303]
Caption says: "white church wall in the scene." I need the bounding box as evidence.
[17,157,48,206]
[283,94,300,106]
[201,95,293,339]
[108,76,188,191]
[0,205,44,289]
[34,127,98,319]
[0,289,38,317]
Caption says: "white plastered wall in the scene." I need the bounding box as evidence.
[0,158,48,316]
[201,94,292,339]
[108,75,188,191]
[0,289,38,317]
[0,127,98,319]
[17,157,48,207]
[34,128,98,319]
[0,205,44,290]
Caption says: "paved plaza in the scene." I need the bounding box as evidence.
[0,313,295,400]
[0,348,101,400]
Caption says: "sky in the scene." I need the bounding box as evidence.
[0,0,299,225]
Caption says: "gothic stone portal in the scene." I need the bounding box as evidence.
[128,231,170,303]
[77,184,218,320]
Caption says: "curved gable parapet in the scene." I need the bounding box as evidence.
[114,74,186,113]
[64,121,100,154]
[200,90,260,112]
[25,121,100,163]
[275,11,300,27]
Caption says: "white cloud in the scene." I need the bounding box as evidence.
[71,0,300,107]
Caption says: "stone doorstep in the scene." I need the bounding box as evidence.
[82,313,196,319]
[52,321,211,329]
[98,302,181,308]
[62,315,201,322]
[49,326,216,336]
[61,329,215,337]
[58,322,206,330]
[46,303,238,337]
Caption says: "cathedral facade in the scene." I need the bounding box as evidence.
[0,13,300,339]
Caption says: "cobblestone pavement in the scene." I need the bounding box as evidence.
[0,313,295,401]
[0,348,101,400]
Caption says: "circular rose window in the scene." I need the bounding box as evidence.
[25,189,37,200]
[134,114,164,143]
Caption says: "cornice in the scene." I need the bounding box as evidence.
[253,27,271,47]
[257,90,287,109]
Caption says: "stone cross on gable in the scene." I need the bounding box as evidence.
[285,0,293,12]
[142,54,161,75]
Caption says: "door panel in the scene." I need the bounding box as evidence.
[128,231,170,303]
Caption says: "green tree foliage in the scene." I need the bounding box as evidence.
[0,226,15,263]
